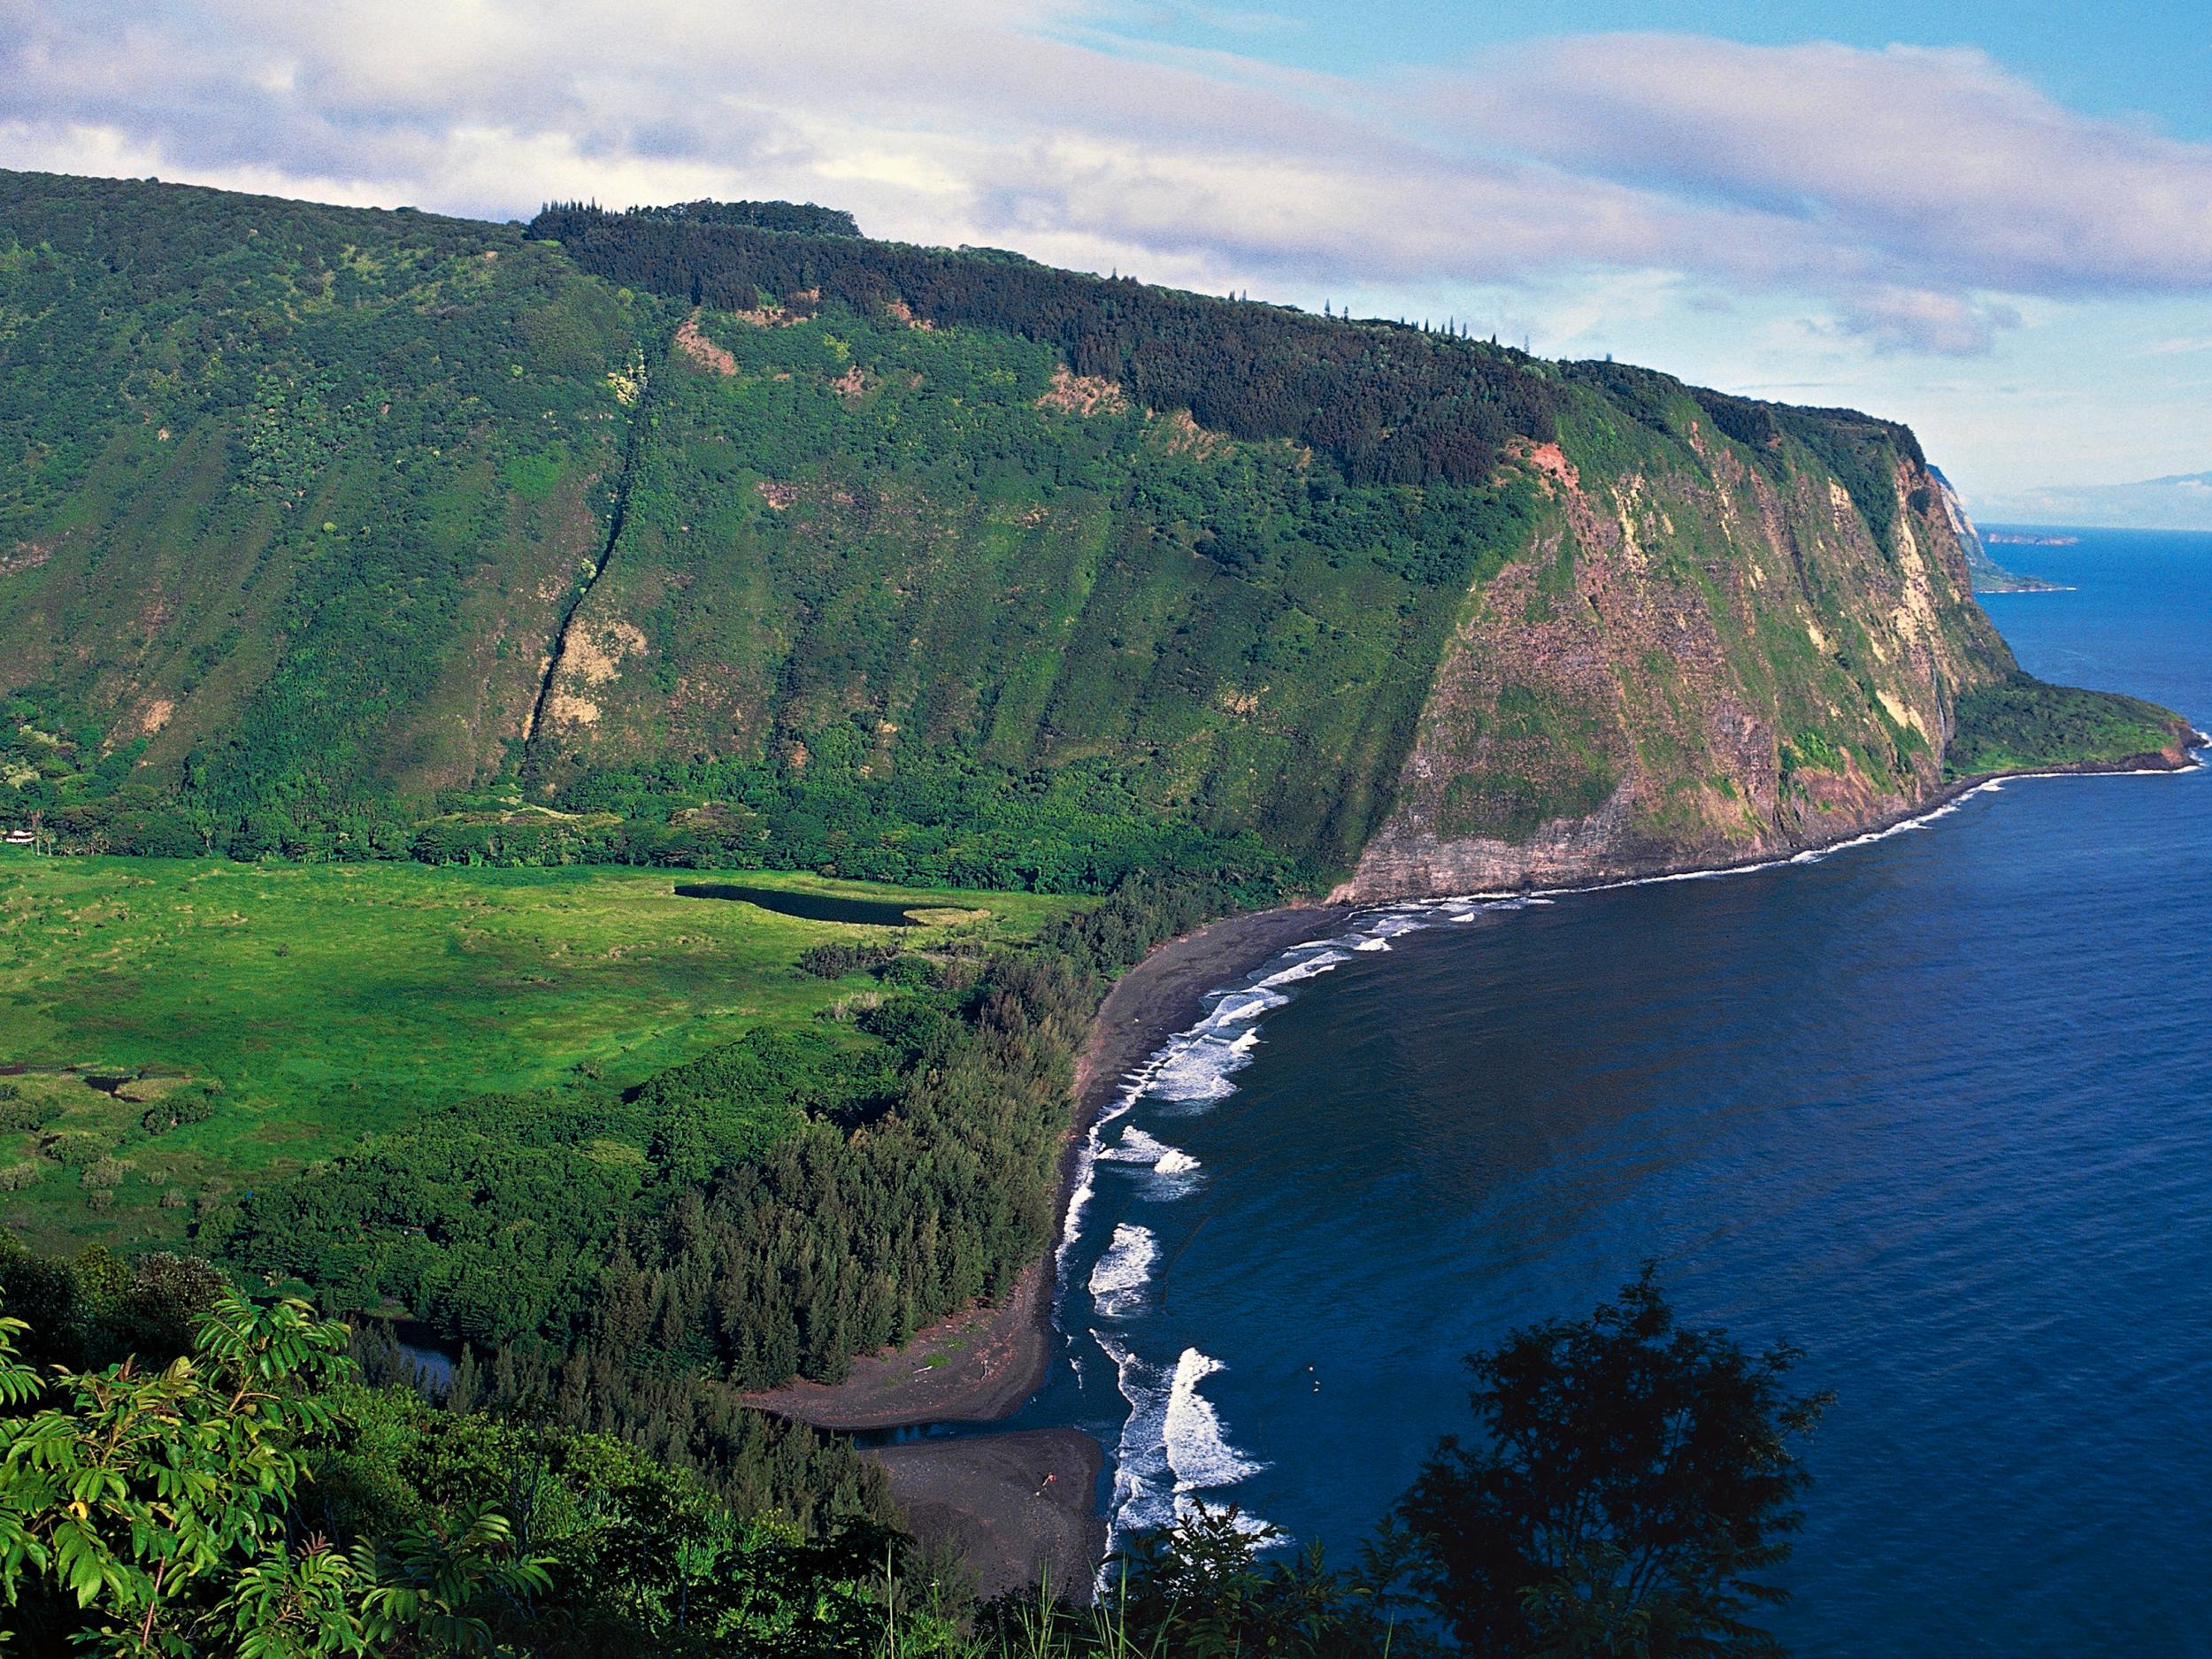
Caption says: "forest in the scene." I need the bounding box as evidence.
[525,200,1564,488]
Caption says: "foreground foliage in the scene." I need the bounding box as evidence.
[3,1245,1824,1656]
[1399,1269,1831,1658]
[0,1290,549,1656]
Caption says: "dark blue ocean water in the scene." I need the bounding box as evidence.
[1025,528,2212,1655]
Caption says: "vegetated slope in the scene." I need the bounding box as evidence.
[0,170,659,826]
[522,286,1539,876]
[1339,371,2008,895]
[1340,369,2189,895]
[0,174,2187,893]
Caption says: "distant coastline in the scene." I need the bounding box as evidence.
[1986,532,2081,547]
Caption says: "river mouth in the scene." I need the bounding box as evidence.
[672,881,925,926]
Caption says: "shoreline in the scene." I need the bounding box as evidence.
[745,902,1355,1432]
[749,737,2201,1590]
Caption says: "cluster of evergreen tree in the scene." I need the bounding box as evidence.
[526,202,1564,486]
[612,198,864,237]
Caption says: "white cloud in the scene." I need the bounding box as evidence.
[1824,287,2024,357]
[1428,35,2212,301]
[3,5,2209,366]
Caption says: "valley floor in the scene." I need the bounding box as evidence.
[0,854,1071,1254]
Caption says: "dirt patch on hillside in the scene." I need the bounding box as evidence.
[0,541,56,579]
[543,692,600,727]
[564,619,647,687]
[1036,366,1125,417]
[1159,409,1220,457]
[673,313,738,376]
[1510,438,1579,490]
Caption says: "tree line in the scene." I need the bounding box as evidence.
[526,201,1565,487]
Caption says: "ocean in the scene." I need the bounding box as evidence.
[1022,527,2212,1654]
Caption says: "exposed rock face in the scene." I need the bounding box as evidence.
[1336,403,2017,900]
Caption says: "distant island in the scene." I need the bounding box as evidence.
[1986,532,2081,547]
[1970,471,2212,532]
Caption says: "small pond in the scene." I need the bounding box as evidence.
[672,881,921,926]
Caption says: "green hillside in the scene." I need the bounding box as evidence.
[0,172,659,827]
[0,172,2189,895]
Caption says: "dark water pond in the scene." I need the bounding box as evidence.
[673,881,919,926]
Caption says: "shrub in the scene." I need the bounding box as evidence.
[142,1091,217,1134]
[0,1161,41,1191]
[873,952,940,990]
[39,1129,111,1166]
[798,940,900,979]
[81,1156,130,1191]
[1,1095,61,1133]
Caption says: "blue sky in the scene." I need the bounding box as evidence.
[1106,1,2212,137]
[3,1,2206,510]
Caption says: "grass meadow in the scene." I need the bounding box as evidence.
[0,851,1074,1253]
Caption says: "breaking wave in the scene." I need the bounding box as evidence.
[1100,1337,1270,1554]
[1164,1348,1267,1492]
[1088,1224,1160,1320]
[1147,1024,1264,1105]
[1100,1125,1204,1190]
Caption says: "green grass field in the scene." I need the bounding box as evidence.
[0,851,1075,1252]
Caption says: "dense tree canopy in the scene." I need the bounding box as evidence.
[527,201,1564,488]
[1399,1269,1832,1658]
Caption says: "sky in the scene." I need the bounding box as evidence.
[3,0,2208,511]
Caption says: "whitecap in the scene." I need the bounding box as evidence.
[1164,1348,1267,1491]
[1098,1335,1178,1538]
[1349,910,1429,950]
[1088,1224,1160,1319]
[1099,1125,1173,1164]
[1097,1337,1271,1564]
[1099,1125,1205,1191]
[1198,987,1288,1030]
[1145,1025,1262,1104]
[1256,948,1351,988]
[1055,1074,1146,1312]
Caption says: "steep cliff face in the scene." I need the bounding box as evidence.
[0,175,2185,882]
[1337,379,2023,898]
